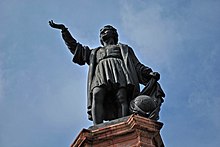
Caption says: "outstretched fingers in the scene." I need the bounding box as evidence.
[48,20,65,30]
[49,20,54,27]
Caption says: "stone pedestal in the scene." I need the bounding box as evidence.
[71,114,164,147]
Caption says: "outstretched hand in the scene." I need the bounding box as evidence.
[49,20,66,30]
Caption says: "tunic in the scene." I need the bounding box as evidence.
[91,45,133,91]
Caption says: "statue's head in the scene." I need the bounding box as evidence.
[100,25,118,46]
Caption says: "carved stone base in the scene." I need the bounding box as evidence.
[71,114,164,147]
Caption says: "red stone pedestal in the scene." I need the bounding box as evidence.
[71,114,164,147]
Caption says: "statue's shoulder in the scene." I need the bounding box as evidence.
[118,43,132,49]
[118,43,134,53]
[118,42,127,47]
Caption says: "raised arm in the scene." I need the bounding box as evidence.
[49,20,91,65]
[49,20,78,54]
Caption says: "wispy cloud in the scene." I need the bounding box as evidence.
[119,1,183,67]
[0,62,3,103]
[119,0,220,65]
[187,45,220,128]
[119,1,220,142]
[0,47,6,103]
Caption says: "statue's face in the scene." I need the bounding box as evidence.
[100,25,118,45]
[100,28,114,40]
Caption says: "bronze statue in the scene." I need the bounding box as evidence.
[49,20,165,125]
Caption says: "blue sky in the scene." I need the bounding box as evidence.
[1,0,220,146]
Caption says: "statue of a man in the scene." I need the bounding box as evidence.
[49,20,163,125]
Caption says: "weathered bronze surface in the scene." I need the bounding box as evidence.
[49,20,165,125]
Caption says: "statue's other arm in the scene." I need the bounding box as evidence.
[49,20,91,65]
[128,47,160,85]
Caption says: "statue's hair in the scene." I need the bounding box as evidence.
[100,25,118,46]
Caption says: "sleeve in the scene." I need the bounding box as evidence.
[61,28,77,54]
[72,43,91,65]
[61,28,91,65]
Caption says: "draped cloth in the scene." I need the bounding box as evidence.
[139,78,165,120]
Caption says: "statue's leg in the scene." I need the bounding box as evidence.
[92,87,106,125]
[116,88,128,117]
